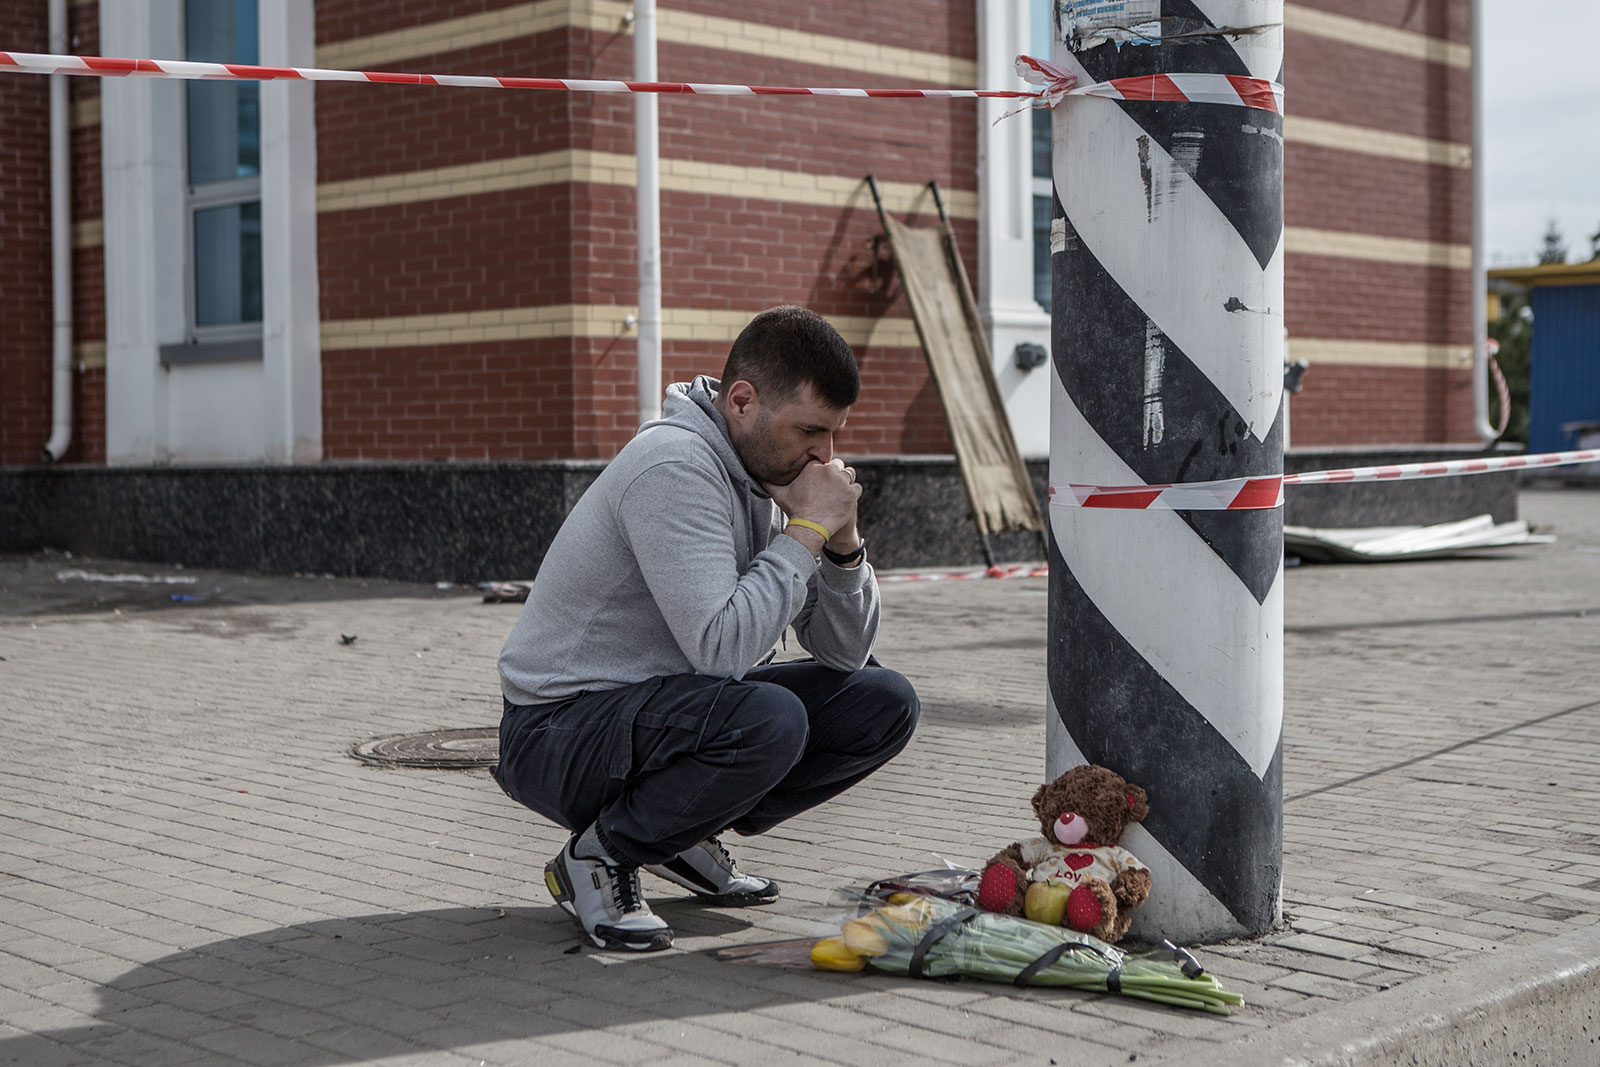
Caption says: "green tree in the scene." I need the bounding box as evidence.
[1538,220,1567,264]
[1590,221,1599,261]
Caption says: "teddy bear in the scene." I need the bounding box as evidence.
[976,764,1152,943]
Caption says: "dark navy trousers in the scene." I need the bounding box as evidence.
[492,659,920,867]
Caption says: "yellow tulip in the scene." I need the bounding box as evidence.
[840,916,891,956]
[810,936,868,972]
[879,901,933,929]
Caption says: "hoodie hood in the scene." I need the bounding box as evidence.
[647,375,765,496]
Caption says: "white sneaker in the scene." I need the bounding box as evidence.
[544,829,673,951]
[644,837,780,906]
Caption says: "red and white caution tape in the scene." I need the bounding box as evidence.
[1016,55,1282,114]
[879,563,1049,583]
[0,50,1039,99]
[1285,448,1600,486]
[1488,349,1512,438]
[1051,448,1600,512]
[1052,477,1284,511]
[0,51,1282,114]
[1084,72,1282,112]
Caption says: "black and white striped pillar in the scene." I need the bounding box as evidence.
[1046,1,1285,941]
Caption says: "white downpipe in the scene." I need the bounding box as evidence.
[1469,0,1495,442]
[43,0,73,462]
[634,0,663,426]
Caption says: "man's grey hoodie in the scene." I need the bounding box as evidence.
[499,375,880,703]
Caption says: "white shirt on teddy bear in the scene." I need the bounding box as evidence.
[1018,836,1148,887]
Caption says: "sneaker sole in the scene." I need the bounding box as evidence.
[690,884,781,907]
[644,862,782,907]
[592,925,675,952]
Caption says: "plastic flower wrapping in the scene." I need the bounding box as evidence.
[809,870,1244,1015]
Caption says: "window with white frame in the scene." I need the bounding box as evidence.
[183,0,262,349]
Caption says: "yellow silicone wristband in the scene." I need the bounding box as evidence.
[785,518,833,542]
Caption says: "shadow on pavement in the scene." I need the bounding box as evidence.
[0,551,479,618]
[0,903,856,1065]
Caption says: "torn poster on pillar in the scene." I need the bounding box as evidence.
[1049,216,1078,255]
[1059,0,1162,51]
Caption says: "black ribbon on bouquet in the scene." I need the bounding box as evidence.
[907,906,981,979]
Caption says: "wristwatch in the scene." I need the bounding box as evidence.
[822,539,866,566]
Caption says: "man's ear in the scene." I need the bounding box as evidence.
[723,379,759,423]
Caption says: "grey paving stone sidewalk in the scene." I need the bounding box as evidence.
[1,488,1596,1066]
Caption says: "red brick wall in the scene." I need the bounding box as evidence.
[0,4,103,467]
[314,0,524,46]
[311,2,1471,460]
[317,188,581,317]
[1283,0,1475,445]
[1288,364,1477,446]
[75,367,106,464]
[0,1,1480,468]
[1286,147,1469,246]
[1287,258,1471,345]
[313,39,573,184]
[569,30,974,457]
[667,0,977,60]
[69,3,105,464]
[1296,0,1468,42]
[322,338,584,460]
[315,23,583,459]
[316,10,976,461]
[1289,35,1469,144]
[0,7,53,467]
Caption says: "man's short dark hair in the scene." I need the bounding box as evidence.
[720,306,860,409]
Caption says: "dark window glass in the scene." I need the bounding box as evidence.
[185,0,260,184]
[1032,108,1051,179]
[1032,195,1052,313]
[194,202,263,326]
[185,0,262,332]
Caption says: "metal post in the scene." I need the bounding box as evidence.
[634,0,663,426]
[1469,0,1495,441]
[1045,2,1286,941]
[43,0,73,462]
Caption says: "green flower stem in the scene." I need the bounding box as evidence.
[855,896,1244,1015]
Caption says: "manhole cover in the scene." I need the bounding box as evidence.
[350,727,499,769]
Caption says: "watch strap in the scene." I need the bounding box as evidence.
[822,539,866,566]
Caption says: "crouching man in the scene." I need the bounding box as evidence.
[493,305,920,950]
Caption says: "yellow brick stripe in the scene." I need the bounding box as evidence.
[1286,115,1470,169]
[1288,338,1467,370]
[317,148,975,218]
[658,161,974,219]
[316,0,974,86]
[74,341,107,369]
[70,95,99,129]
[71,218,103,250]
[659,309,922,349]
[316,152,580,213]
[319,304,922,351]
[646,4,974,88]
[1285,227,1471,270]
[316,2,569,71]
[65,158,968,250]
[1285,4,1471,70]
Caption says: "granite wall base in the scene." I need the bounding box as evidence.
[0,463,605,584]
[0,446,1517,582]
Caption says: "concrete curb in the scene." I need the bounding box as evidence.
[1175,922,1600,1066]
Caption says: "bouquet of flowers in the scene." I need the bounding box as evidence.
[809,875,1243,1015]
